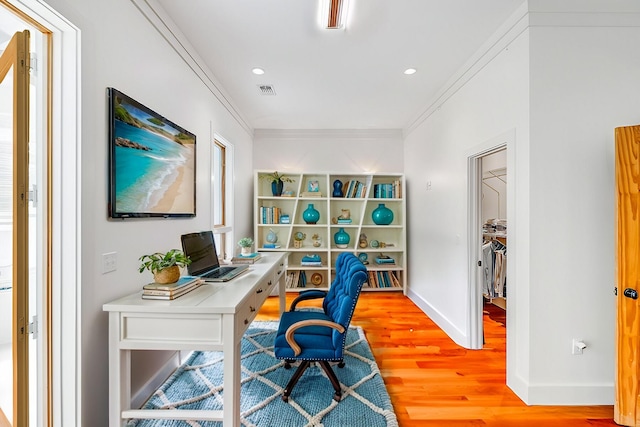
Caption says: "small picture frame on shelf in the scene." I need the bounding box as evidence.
[307,180,319,193]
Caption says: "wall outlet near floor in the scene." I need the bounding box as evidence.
[572,339,587,355]
[102,252,117,273]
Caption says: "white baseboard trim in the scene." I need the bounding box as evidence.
[407,288,470,348]
[525,383,614,406]
[131,352,181,409]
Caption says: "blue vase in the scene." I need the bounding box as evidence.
[332,180,343,197]
[334,227,350,248]
[303,204,320,224]
[372,203,394,225]
[271,179,284,196]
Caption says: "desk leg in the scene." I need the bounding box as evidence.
[109,313,130,427]
[278,273,286,315]
[223,314,241,427]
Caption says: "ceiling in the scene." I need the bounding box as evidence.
[153,0,525,131]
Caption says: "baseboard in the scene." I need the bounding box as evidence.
[407,288,470,348]
[525,383,614,406]
[131,352,181,409]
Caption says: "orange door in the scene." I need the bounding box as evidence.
[615,125,640,426]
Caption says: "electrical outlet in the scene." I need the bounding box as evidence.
[102,252,117,273]
[572,339,586,355]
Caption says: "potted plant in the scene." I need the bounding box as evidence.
[238,237,254,256]
[139,249,191,284]
[260,171,295,196]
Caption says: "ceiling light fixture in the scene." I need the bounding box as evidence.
[252,67,265,75]
[404,68,417,75]
[321,0,348,30]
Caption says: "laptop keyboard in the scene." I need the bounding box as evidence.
[205,266,235,278]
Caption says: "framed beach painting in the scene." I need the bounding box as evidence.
[107,88,196,218]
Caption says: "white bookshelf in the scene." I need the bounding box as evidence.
[254,171,406,293]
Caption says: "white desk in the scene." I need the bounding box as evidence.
[103,252,287,427]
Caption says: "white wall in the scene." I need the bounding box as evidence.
[253,129,404,174]
[404,0,640,405]
[41,0,254,425]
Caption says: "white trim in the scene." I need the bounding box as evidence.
[254,128,403,141]
[8,1,81,425]
[407,288,468,347]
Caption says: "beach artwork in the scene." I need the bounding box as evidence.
[109,89,196,218]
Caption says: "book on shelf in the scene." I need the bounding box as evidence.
[142,278,203,300]
[231,253,262,264]
[375,255,396,265]
[301,261,322,266]
[337,218,352,224]
[263,243,281,249]
[300,191,323,197]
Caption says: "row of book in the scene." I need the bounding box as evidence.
[366,270,402,288]
[285,270,308,288]
[341,180,367,198]
[260,205,284,224]
[141,276,204,300]
[373,181,402,199]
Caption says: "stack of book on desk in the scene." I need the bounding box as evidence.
[142,276,203,300]
[231,252,262,264]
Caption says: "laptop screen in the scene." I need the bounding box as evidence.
[181,231,221,276]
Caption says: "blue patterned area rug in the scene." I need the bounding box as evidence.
[128,321,398,427]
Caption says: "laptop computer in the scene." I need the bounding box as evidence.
[181,231,249,282]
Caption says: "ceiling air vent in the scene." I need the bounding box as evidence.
[258,84,276,96]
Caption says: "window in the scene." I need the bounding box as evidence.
[212,137,233,259]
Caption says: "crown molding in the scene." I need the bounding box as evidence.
[253,128,403,141]
[130,0,253,137]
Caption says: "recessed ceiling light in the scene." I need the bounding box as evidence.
[252,68,265,75]
[404,68,417,75]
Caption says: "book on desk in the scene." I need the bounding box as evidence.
[230,252,262,264]
[142,276,203,300]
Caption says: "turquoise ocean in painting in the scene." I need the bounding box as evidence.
[114,110,191,213]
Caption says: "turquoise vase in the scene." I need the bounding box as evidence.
[271,179,284,196]
[334,228,350,248]
[372,203,394,225]
[303,204,320,224]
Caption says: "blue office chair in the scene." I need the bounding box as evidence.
[274,252,368,402]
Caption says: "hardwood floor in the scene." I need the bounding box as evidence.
[257,292,616,426]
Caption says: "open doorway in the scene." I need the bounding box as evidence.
[467,142,508,350]
[480,150,507,344]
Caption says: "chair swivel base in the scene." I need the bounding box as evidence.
[281,360,343,403]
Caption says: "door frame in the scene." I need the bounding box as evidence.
[1,1,81,426]
[467,130,513,350]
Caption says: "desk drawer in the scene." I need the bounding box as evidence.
[121,313,223,349]
[236,294,258,333]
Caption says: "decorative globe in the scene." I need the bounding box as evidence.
[372,203,394,225]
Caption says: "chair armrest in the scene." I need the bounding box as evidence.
[289,289,328,311]
[285,319,345,356]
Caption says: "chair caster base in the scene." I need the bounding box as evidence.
[333,392,342,402]
[282,395,289,403]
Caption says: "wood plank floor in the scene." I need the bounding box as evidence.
[257,292,616,426]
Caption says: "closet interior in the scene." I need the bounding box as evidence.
[481,151,507,313]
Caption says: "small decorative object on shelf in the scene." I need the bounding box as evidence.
[138,249,192,284]
[237,237,254,256]
[332,179,343,197]
[358,252,369,264]
[266,229,278,244]
[311,233,322,247]
[279,214,290,224]
[310,272,323,285]
[303,203,320,224]
[334,227,350,248]
[293,231,306,248]
[372,203,394,225]
[359,233,368,248]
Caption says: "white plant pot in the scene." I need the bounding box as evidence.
[241,247,252,256]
